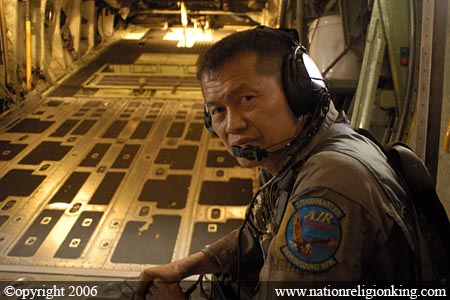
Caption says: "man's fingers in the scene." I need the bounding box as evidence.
[151,278,163,287]
[134,271,154,300]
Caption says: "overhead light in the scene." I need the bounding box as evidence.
[180,1,188,27]
[163,27,213,48]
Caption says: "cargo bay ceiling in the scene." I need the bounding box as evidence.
[3,0,372,123]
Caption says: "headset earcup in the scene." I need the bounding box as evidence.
[283,49,326,116]
[204,104,218,136]
[282,50,301,116]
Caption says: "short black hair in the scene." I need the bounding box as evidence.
[196,26,297,83]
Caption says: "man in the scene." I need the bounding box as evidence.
[135,26,437,300]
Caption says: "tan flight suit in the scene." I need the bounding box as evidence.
[202,103,435,299]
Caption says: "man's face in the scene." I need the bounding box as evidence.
[201,52,301,173]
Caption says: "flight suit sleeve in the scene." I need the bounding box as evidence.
[202,223,262,279]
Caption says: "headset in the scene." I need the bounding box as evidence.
[203,26,329,137]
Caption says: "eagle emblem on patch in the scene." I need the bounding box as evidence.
[280,197,345,272]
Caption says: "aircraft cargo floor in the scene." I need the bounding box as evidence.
[0,28,257,286]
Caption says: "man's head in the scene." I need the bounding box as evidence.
[197,26,295,90]
[198,26,328,123]
[197,27,327,174]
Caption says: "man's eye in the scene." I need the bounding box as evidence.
[211,107,225,115]
[242,95,254,101]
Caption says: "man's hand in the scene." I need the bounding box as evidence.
[141,278,186,300]
[134,252,219,300]
[134,264,182,300]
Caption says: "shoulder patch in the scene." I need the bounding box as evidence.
[280,197,345,272]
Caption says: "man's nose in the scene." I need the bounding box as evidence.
[225,109,247,134]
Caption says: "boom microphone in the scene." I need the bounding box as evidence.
[232,145,268,161]
[231,136,298,161]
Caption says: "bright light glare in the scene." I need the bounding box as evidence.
[163,28,213,48]
[123,29,149,40]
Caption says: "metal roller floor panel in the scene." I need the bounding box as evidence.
[0,29,258,284]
